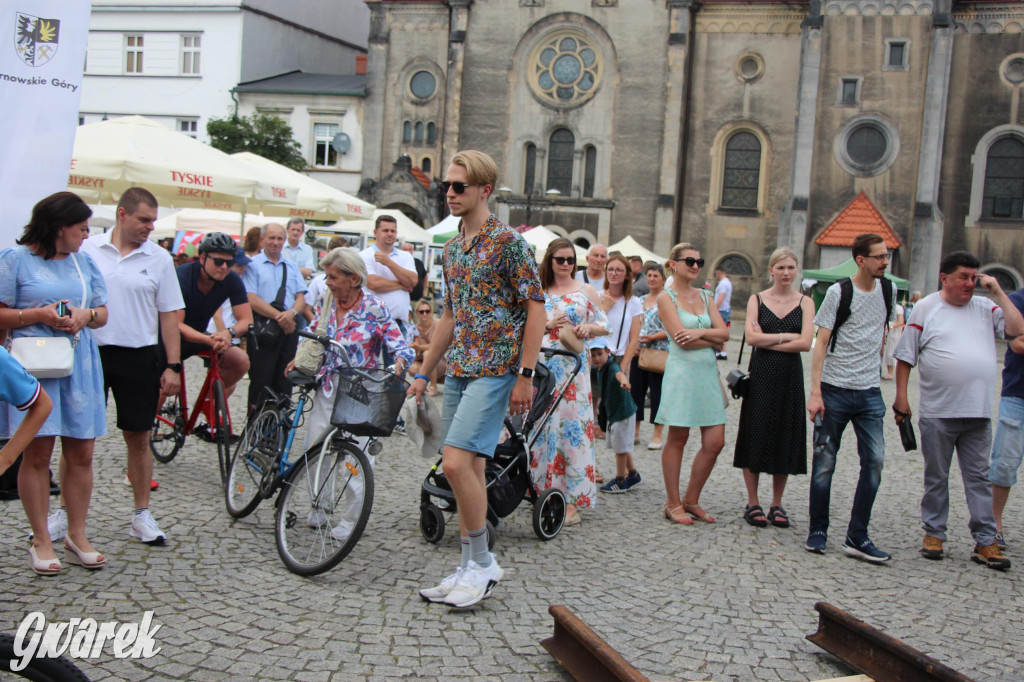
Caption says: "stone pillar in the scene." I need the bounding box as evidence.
[654,0,695,256]
[909,5,954,295]
[571,148,584,199]
[777,3,823,269]
[362,0,389,182]
[440,1,472,166]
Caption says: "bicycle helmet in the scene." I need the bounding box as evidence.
[198,232,238,255]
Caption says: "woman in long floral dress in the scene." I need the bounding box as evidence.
[529,238,609,526]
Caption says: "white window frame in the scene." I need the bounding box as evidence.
[125,34,143,74]
[177,119,199,138]
[312,122,341,168]
[181,34,201,75]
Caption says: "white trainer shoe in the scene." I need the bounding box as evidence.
[419,567,464,603]
[306,509,328,528]
[28,508,67,542]
[329,523,352,542]
[443,555,503,608]
[128,510,167,545]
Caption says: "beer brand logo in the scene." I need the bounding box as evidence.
[15,13,60,67]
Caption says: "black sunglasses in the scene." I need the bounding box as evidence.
[552,256,576,265]
[417,308,432,314]
[677,257,704,268]
[441,181,479,195]
[208,257,234,267]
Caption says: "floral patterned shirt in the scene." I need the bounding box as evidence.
[443,214,544,377]
[313,291,414,396]
[639,299,669,351]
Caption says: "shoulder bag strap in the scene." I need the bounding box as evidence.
[272,261,288,309]
[69,252,87,308]
[614,297,628,353]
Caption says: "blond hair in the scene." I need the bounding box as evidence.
[449,150,498,187]
[768,246,798,271]
[668,242,697,261]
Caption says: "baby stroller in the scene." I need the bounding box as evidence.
[419,347,584,547]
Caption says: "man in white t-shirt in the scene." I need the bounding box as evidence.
[713,266,733,359]
[360,215,417,360]
[806,233,896,563]
[893,251,1024,569]
[81,187,184,546]
[575,243,607,292]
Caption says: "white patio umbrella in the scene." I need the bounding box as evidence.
[427,213,460,234]
[68,116,299,214]
[522,227,587,263]
[151,208,266,241]
[325,209,431,244]
[229,152,375,222]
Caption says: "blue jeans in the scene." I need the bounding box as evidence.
[809,383,886,542]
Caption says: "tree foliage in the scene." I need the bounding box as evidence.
[207,113,307,172]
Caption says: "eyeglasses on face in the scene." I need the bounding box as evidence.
[552,256,575,265]
[208,257,234,267]
[441,181,479,195]
[606,267,628,274]
[677,257,704,268]
[865,253,890,261]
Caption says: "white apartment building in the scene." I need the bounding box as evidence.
[79,0,369,145]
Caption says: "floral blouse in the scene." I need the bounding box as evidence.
[313,291,414,396]
[639,298,669,351]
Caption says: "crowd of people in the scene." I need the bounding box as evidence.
[2,150,1021,605]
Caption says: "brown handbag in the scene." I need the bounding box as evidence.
[638,347,667,373]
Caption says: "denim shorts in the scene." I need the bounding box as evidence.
[991,395,1024,487]
[440,373,517,457]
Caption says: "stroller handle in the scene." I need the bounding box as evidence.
[540,346,583,375]
[297,330,396,385]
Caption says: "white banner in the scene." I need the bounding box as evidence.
[0,1,92,248]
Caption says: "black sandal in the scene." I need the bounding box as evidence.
[743,505,768,528]
[768,506,790,528]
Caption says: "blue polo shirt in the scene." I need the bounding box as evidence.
[1003,288,1024,399]
[241,252,306,310]
[177,261,248,332]
[0,347,41,411]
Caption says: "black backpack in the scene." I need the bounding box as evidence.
[828,276,894,353]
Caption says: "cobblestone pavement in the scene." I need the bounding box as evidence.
[1,337,1022,681]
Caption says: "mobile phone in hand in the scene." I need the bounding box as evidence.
[56,301,70,317]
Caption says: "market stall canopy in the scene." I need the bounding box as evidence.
[323,208,431,244]
[607,236,667,265]
[427,213,460,235]
[802,258,910,309]
[230,152,374,221]
[68,116,299,212]
[151,208,266,241]
[521,227,587,263]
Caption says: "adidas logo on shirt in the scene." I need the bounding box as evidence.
[139,268,149,276]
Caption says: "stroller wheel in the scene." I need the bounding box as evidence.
[533,488,566,540]
[486,519,496,551]
[420,504,445,544]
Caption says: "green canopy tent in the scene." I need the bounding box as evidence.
[803,259,910,310]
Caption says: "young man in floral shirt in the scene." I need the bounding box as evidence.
[409,150,545,608]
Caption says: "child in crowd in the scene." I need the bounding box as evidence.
[0,346,52,476]
[591,337,641,493]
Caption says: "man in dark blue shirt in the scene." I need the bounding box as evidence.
[175,233,253,400]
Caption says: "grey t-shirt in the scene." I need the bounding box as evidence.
[814,279,896,390]
[894,293,1004,418]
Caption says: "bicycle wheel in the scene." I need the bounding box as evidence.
[212,380,231,488]
[0,632,91,681]
[225,405,282,519]
[150,394,185,464]
[275,440,374,576]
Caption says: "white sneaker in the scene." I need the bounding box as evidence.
[329,523,352,542]
[419,567,464,603]
[443,556,503,608]
[306,509,328,528]
[128,510,167,545]
[28,508,67,542]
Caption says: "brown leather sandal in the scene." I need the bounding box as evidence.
[663,504,695,525]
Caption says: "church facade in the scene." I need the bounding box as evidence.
[359,0,1024,300]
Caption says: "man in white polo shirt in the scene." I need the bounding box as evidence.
[81,187,184,545]
[360,215,417,359]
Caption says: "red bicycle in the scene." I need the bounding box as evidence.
[149,350,234,485]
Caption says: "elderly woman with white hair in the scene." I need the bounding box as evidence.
[287,247,414,450]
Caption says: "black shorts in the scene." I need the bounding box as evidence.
[99,345,162,432]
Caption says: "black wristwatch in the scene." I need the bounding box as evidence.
[166,363,183,373]
[518,367,535,378]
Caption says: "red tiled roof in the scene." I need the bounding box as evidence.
[815,191,902,249]
[410,166,431,190]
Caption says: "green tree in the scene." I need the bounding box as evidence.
[207,113,307,171]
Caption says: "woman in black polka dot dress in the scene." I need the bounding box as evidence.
[733,247,815,528]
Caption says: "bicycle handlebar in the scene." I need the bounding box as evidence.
[296,330,399,385]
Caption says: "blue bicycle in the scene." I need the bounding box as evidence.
[224,331,407,576]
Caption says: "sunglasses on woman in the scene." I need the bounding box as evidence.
[440,181,479,195]
[677,257,704,268]
[552,256,575,265]
[417,308,431,314]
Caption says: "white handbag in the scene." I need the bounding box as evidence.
[9,253,86,379]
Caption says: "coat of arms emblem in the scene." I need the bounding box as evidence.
[15,13,60,67]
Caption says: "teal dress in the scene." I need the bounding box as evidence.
[655,288,726,428]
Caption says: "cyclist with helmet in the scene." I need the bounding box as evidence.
[173,232,253,402]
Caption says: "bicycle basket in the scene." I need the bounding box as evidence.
[330,367,409,437]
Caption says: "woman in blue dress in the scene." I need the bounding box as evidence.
[656,243,730,525]
[0,192,109,574]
